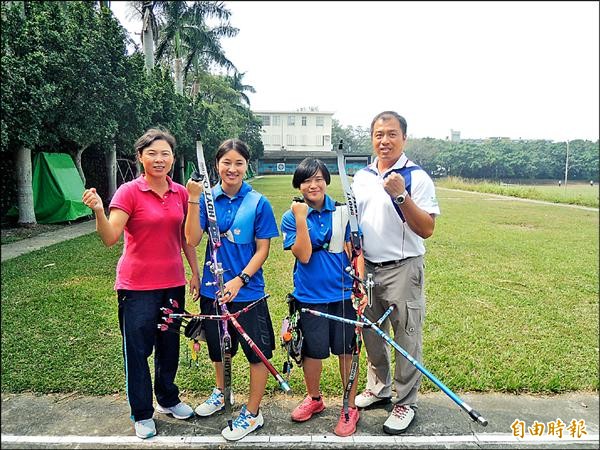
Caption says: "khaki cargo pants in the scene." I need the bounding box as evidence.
[362,255,425,406]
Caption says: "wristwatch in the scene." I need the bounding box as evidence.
[237,272,251,285]
[394,190,409,205]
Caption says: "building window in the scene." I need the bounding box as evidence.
[316,116,324,127]
[286,135,296,146]
[259,115,271,126]
[287,115,296,126]
[301,116,307,126]
[324,135,331,146]
[273,135,281,146]
[272,115,280,126]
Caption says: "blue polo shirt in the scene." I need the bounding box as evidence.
[281,195,354,304]
[199,181,279,302]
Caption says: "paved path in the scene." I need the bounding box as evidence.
[1,391,598,448]
[1,220,96,262]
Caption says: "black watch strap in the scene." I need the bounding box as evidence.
[238,272,250,285]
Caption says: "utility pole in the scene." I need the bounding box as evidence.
[563,140,569,188]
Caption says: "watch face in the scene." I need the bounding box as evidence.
[395,195,405,204]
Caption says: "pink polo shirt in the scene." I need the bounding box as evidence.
[110,176,189,291]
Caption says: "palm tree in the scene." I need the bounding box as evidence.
[141,1,157,71]
[126,1,164,72]
[155,1,239,95]
[228,71,256,107]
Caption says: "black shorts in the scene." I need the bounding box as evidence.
[298,299,357,359]
[199,295,276,365]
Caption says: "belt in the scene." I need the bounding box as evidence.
[365,257,413,268]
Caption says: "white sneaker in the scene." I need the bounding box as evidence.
[355,389,391,409]
[156,401,194,419]
[195,387,235,417]
[221,405,264,441]
[134,418,156,439]
[383,404,415,434]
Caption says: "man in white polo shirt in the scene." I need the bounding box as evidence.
[352,111,440,435]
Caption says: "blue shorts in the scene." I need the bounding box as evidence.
[199,295,275,365]
[298,299,357,359]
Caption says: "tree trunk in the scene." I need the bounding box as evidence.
[174,57,183,95]
[106,142,117,200]
[191,79,200,99]
[16,145,37,225]
[142,6,154,73]
[75,146,87,186]
[178,155,185,183]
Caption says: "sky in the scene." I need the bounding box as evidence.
[110,1,599,142]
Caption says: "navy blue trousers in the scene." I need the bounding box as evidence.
[117,286,185,421]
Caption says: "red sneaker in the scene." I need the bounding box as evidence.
[291,395,325,422]
[334,406,360,437]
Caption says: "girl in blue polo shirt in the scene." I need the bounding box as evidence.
[184,139,279,441]
[280,158,362,437]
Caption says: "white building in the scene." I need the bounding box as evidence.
[255,107,334,152]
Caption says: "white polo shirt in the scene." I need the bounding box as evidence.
[352,154,440,262]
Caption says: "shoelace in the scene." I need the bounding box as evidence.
[207,391,223,405]
[339,407,356,423]
[392,405,409,418]
[233,408,253,427]
[300,397,317,410]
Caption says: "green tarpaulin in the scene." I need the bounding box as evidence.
[30,152,91,224]
[184,161,197,181]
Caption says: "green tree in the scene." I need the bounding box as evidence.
[332,119,370,154]
[155,1,238,96]
[106,52,154,198]
[47,2,129,186]
[2,1,69,224]
[228,71,256,107]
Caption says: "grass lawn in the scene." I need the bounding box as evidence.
[1,175,598,398]
[436,177,599,208]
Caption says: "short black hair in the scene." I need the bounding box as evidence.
[134,127,176,156]
[370,111,407,137]
[292,158,331,189]
[215,138,250,162]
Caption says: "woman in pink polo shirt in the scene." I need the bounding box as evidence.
[82,128,200,440]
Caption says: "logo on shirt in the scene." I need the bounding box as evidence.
[233,228,241,236]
